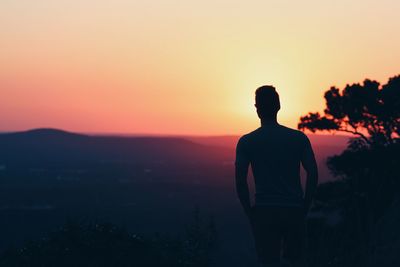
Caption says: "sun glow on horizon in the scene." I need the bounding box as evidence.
[1,0,399,135]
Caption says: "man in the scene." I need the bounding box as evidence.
[235,86,318,267]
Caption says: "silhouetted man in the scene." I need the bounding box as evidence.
[235,86,318,267]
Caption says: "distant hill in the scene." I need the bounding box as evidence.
[0,128,232,167]
[0,128,349,181]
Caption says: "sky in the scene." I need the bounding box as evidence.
[1,0,399,135]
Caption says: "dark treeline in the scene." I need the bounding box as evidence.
[299,75,400,267]
[0,208,217,267]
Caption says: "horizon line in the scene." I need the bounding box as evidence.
[0,127,352,138]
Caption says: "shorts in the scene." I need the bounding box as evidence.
[249,205,306,265]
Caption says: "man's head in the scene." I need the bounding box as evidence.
[255,85,280,119]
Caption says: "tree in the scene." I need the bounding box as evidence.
[298,75,400,147]
[298,75,400,267]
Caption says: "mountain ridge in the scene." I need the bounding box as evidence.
[0,128,233,166]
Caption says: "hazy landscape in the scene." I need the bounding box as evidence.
[0,128,348,266]
[1,0,399,265]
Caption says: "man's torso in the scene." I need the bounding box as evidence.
[236,122,309,206]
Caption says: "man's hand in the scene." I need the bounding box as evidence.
[303,201,311,217]
[244,205,252,218]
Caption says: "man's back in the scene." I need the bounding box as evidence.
[234,86,317,266]
[236,121,314,206]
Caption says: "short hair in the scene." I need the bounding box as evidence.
[255,85,280,118]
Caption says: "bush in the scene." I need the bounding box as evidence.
[0,210,217,267]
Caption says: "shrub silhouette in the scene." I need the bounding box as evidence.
[0,210,217,267]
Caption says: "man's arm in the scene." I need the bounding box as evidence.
[235,137,252,217]
[235,162,251,216]
[301,135,318,215]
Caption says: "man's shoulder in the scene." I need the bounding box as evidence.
[279,125,308,140]
[236,128,261,149]
[277,124,298,133]
[236,134,249,148]
[237,126,309,146]
[238,128,262,142]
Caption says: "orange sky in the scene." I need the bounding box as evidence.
[1,0,399,135]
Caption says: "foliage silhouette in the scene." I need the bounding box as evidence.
[298,75,400,146]
[0,210,217,267]
[299,75,400,267]
[181,207,218,267]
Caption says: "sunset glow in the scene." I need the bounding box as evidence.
[1,0,399,135]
